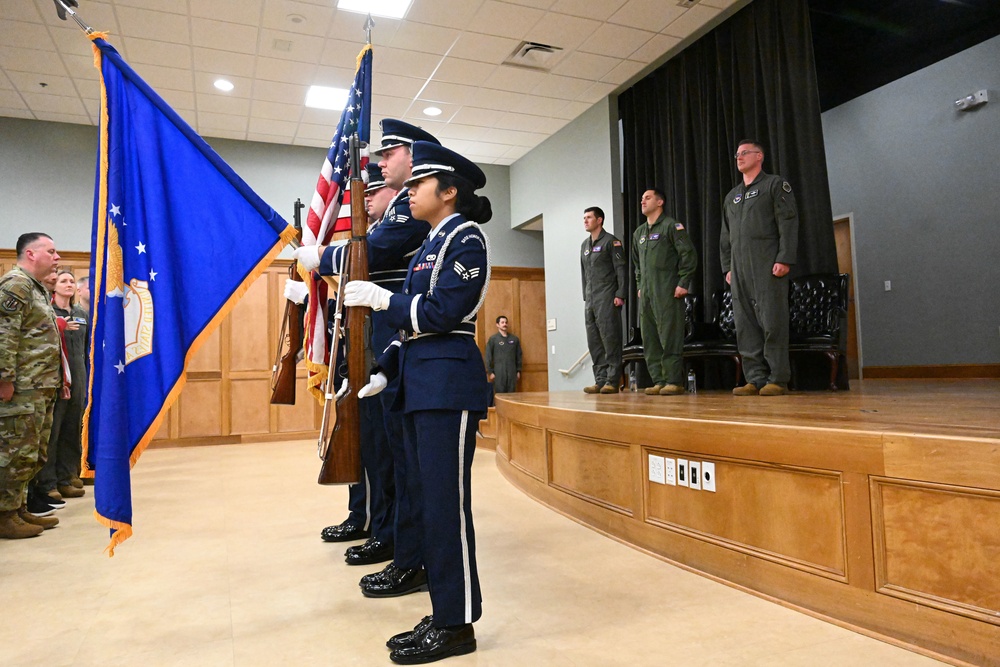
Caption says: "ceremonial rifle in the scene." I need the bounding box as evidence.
[317,134,368,485]
[269,198,304,405]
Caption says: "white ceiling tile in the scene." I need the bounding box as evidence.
[1,1,44,22]
[576,81,616,104]
[502,145,531,160]
[0,46,68,77]
[190,0,265,27]
[505,0,557,8]
[247,131,295,144]
[158,89,196,111]
[628,32,681,62]
[431,123,488,142]
[252,80,309,105]
[450,106,504,127]
[580,23,655,59]
[494,111,567,134]
[405,102,461,125]
[312,65,356,89]
[0,20,56,51]
[132,63,194,93]
[530,74,592,100]
[50,5,119,36]
[116,0,187,14]
[6,71,77,98]
[430,58,497,86]
[20,92,85,115]
[390,21,462,56]
[32,111,91,125]
[196,93,252,116]
[551,52,618,80]
[202,128,249,142]
[465,140,515,158]
[255,58,317,85]
[60,54,99,82]
[418,81,478,106]
[299,106,343,126]
[405,0,483,30]
[373,73,425,99]
[448,33,519,65]
[251,100,303,122]
[121,38,194,69]
[296,122,341,141]
[601,59,647,85]
[370,94,413,118]
[191,17,258,54]
[193,48,256,78]
[527,13,601,53]
[292,136,326,147]
[438,138,479,155]
[259,29,325,64]
[608,0,687,32]
[0,106,34,119]
[249,116,298,136]
[482,66,548,94]
[261,0,334,37]
[198,111,249,132]
[376,46,442,79]
[0,71,13,90]
[319,38,369,68]
[195,72,253,98]
[702,0,745,9]
[662,4,721,38]
[465,2,546,41]
[115,7,192,44]
[328,11,399,46]
[549,0,628,21]
[470,87,526,111]
[0,90,28,109]
[479,127,547,147]
[510,94,569,117]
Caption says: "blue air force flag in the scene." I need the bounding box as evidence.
[83,36,296,555]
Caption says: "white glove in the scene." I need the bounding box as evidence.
[292,245,321,271]
[344,280,392,311]
[358,372,388,398]
[283,278,309,304]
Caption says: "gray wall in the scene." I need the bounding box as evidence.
[822,35,1000,367]
[0,117,539,268]
[510,98,621,390]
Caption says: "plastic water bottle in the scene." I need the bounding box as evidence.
[629,369,637,392]
[687,369,697,394]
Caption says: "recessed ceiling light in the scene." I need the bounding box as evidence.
[423,106,442,117]
[306,85,350,111]
[214,79,234,92]
[337,0,412,20]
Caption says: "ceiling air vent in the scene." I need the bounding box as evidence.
[503,41,564,72]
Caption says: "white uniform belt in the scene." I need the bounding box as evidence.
[402,327,475,341]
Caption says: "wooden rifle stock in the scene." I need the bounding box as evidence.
[318,136,368,485]
[270,198,305,405]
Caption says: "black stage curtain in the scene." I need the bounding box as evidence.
[618,0,837,327]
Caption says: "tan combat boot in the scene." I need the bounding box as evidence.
[69,477,84,489]
[759,383,787,396]
[659,384,685,395]
[58,484,85,498]
[644,384,664,395]
[732,383,759,396]
[582,385,600,394]
[18,507,59,530]
[600,384,619,394]
[0,509,44,539]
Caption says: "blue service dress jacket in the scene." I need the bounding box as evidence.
[376,213,491,414]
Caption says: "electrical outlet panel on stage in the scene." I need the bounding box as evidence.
[677,459,689,487]
[689,461,701,490]
[701,462,716,492]
[664,458,676,486]
[648,454,665,484]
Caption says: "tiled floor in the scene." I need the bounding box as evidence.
[0,441,944,666]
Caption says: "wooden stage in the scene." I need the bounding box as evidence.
[493,380,1000,666]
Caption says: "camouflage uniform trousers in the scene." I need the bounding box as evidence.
[0,388,56,511]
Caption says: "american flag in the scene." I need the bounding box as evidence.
[300,44,372,402]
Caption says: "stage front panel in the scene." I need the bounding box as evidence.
[549,432,632,516]
[509,422,545,482]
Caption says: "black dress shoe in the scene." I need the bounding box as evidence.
[360,561,396,588]
[344,538,394,566]
[387,615,434,650]
[362,565,428,598]
[389,624,476,664]
[320,519,370,543]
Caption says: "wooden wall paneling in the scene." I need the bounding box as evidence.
[478,276,514,350]
[872,477,1000,624]
[518,278,548,391]
[549,431,632,515]
[177,379,224,438]
[229,272,271,373]
[508,421,545,481]
[646,454,848,579]
[277,376,321,433]
[229,379,271,435]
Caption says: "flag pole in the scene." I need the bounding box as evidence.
[364,14,374,45]
[53,0,95,35]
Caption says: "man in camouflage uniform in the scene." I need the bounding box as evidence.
[0,233,62,538]
[631,189,698,396]
[580,206,626,394]
[721,140,799,396]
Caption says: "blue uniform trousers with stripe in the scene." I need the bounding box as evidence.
[403,408,483,627]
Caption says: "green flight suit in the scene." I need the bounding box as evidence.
[720,171,799,386]
[0,267,61,511]
[631,214,698,387]
[486,332,521,394]
[581,229,626,387]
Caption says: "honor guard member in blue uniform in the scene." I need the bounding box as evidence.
[580,206,626,394]
[721,140,799,396]
[295,120,439,592]
[344,141,491,664]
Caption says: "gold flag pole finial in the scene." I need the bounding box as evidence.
[53,0,94,34]
[364,14,375,45]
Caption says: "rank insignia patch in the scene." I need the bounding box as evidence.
[453,261,480,281]
[583,250,590,256]
[733,195,742,204]
[1,295,22,313]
